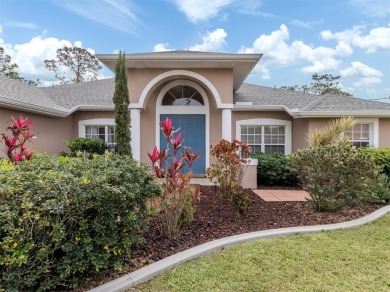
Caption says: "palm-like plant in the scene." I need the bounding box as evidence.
[307,116,357,147]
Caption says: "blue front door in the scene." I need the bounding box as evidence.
[160,114,205,174]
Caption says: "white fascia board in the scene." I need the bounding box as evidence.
[96,53,262,62]
[232,105,290,112]
[0,96,68,117]
[68,105,114,113]
[293,111,390,118]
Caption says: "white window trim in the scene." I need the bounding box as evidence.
[156,79,210,170]
[349,118,379,148]
[236,118,292,155]
[79,119,116,145]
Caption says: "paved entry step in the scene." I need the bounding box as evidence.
[252,189,310,202]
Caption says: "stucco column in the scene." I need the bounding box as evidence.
[130,108,141,161]
[222,108,232,141]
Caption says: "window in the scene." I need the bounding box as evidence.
[85,125,116,152]
[345,123,372,147]
[237,119,292,155]
[162,85,204,106]
[240,125,286,155]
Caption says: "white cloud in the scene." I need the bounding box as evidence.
[341,61,383,88]
[321,25,390,53]
[290,19,312,29]
[154,43,173,52]
[189,28,227,52]
[0,36,97,86]
[239,24,349,79]
[348,0,390,18]
[335,41,353,56]
[171,0,233,23]
[53,0,139,34]
[6,22,39,29]
[302,58,341,74]
[353,77,382,87]
[340,61,383,78]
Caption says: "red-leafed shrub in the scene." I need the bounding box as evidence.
[1,116,35,162]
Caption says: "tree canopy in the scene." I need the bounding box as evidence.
[0,47,40,86]
[44,47,102,84]
[280,73,352,96]
[113,51,132,156]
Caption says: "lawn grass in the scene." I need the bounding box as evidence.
[138,214,390,291]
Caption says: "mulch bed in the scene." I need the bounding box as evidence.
[79,185,383,290]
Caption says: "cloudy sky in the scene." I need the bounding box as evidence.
[0,0,389,100]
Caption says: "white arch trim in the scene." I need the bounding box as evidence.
[133,70,232,109]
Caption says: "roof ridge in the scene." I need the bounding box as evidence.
[300,94,327,111]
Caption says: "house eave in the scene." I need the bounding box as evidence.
[233,105,288,112]
[0,96,69,117]
[293,111,390,118]
[97,52,262,91]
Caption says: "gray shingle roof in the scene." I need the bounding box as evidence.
[234,83,319,110]
[0,75,68,112]
[41,78,114,109]
[1,75,390,116]
[234,83,390,112]
[305,93,390,111]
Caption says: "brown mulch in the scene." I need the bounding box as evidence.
[79,186,383,290]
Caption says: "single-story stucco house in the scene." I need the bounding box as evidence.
[1,51,390,187]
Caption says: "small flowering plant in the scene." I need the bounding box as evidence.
[148,118,201,237]
[1,116,36,163]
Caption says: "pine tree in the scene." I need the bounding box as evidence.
[113,51,132,156]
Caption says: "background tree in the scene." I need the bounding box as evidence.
[0,47,40,86]
[113,51,132,156]
[44,47,102,84]
[280,73,352,96]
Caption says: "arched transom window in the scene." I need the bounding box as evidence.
[162,85,204,106]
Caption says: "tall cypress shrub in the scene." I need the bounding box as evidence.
[113,51,132,156]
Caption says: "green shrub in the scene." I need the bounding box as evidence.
[252,152,299,186]
[290,143,379,211]
[371,174,390,203]
[65,137,107,155]
[358,147,390,179]
[0,154,161,291]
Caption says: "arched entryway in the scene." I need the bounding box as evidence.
[156,79,209,174]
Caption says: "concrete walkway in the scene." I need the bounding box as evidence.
[253,189,310,201]
[89,205,390,292]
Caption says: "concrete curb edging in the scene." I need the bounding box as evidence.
[89,205,390,292]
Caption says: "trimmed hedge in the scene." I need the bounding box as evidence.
[65,137,107,155]
[0,154,161,291]
[252,152,298,186]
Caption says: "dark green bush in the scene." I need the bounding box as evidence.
[290,143,379,211]
[0,154,161,291]
[371,174,390,203]
[252,152,298,186]
[358,147,390,179]
[65,137,107,155]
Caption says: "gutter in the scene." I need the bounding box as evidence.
[0,96,69,117]
[0,96,115,117]
[232,104,390,118]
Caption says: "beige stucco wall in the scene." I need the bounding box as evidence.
[292,119,309,151]
[127,68,233,107]
[0,108,73,156]
[379,118,390,148]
